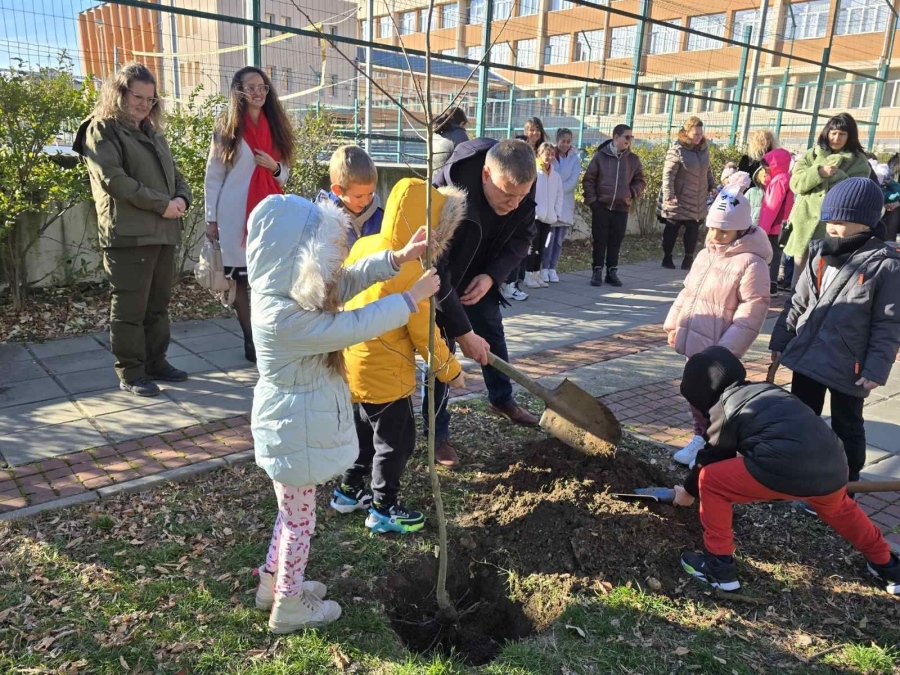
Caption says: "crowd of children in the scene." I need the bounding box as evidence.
[240,116,900,635]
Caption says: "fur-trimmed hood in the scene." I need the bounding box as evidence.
[246,194,349,310]
[379,178,467,263]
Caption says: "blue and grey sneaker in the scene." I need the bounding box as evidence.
[365,502,425,535]
[330,484,373,514]
[867,553,900,595]
[680,550,741,591]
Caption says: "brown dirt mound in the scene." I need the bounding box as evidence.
[387,437,702,664]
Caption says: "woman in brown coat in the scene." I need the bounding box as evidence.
[660,117,717,270]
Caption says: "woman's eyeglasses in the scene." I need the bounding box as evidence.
[127,90,158,106]
[241,84,270,94]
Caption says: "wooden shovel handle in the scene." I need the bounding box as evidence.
[846,480,900,494]
[486,353,555,401]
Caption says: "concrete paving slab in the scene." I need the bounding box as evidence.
[160,372,246,401]
[165,343,190,358]
[0,343,31,364]
[865,447,894,467]
[5,359,47,384]
[28,335,104,359]
[221,366,259,385]
[170,320,228,340]
[40,349,115,376]
[860,453,900,481]
[202,347,254,371]
[93,401,199,442]
[537,346,685,397]
[861,418,900,454]
[177,387,255,422]
[73,389,168,417]
[211,317,242,334]
[863,398,900,424]
[165,354,217,376]
[0,377,67,409]
[0,419,108,466]
[0,398,84,433]
[56,367,121,395]
[175,332,244,354]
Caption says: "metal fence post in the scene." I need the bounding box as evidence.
[774,68,790,139]
[475,1,494,137]
[867,4,898,150]
[577,32,592,151]
[364,0,374,153]
[740,0,770,143]
[729,25,752,146]
[808,47,831,147]
[246,0,260,67]
[625,0,649,127]
[666,77,676,140]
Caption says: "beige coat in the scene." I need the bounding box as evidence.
[660,140,716,222]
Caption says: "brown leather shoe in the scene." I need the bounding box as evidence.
[435,440,460,468]
[489,402,539,427]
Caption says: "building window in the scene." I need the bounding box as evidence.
[469,0,485,24]
[679,82,695,113]
[609,25,636,59]
[544,34,571,65]
[360,19,369,38]
[495,0,512,20]
[820,79,845,109]
[265,13,275,38]
[550,0,573,9]
[420,9,436,32]
[516,38,538,67]
[283,67,292,91]
[837,0,889,35]
[400,11,415,34]
[519,0,540,16]
[885,79,900,107]
[850,80,876,108]
[442,3,459,28]
[282,16,291,29]
[467,45,484,61]
[331,74,338,97]
[790,0,830,39]
[575,29,605,61]
[441,48,458,57]
[492,41,513,64]
[793,76,817,109]
[732,8,757,41]
[379,16,392,38]
[649,20,681,55]
[687,14,725,51]
[699,82,717,112]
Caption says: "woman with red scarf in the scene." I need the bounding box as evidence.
[205,67,296,362]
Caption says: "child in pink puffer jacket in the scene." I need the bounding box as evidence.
[756,148,795,294]
[664,184,772,465]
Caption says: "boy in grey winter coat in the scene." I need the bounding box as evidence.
[769,177,900,482]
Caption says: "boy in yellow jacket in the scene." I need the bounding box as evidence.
[331,179,466,534]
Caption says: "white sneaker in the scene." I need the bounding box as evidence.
[548,269,560,283]
[500,282,515,299]
[509,284,529,301]
[537,272,549,287]
[269,591,342,633]
[540,269,550,284]
[673,435,706,466]
[255,568,328,611]
[523,271,541,289]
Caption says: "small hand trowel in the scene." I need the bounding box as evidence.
[612,487,676,504]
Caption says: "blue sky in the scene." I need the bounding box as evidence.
[1,0,87,70]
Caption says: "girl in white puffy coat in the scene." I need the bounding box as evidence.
[245,194,437,634]
[525,142,564,288]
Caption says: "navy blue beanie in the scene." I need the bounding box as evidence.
[820,177,884,229]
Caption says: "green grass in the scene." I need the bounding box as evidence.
[1,395,898,674]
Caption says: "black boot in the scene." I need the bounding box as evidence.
[662,254,676,269]
[590,267,603,286]
[681,255,694,271]
[244,339,257,363]
[605,267,623,287]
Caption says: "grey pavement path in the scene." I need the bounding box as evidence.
[0,261,684,467]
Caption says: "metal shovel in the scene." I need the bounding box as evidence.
[613,480,900,505]
[486,353,621,456]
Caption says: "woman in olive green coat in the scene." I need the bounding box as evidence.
[784,114,871,287]
[74,62,192,397]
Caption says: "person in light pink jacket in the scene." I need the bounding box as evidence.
[756,148,795,292]
[664,185,773,465]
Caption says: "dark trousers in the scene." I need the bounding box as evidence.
[527,220,552,272]
[424,293,514,441]
[591,207,629,270]
[782,253,794,283]
[343,398,416,506]
[661,219,701,260]
[767,235,781,283]
[505,264,526,285]
[103,244,175,382]
[882,208,899,243]
[791,371,867,482]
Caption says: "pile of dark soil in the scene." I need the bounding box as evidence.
[387,437,701,664]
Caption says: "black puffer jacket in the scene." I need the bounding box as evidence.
[681,347,848,498]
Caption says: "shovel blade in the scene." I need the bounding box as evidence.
[613,488,676,504]
[538,378,621,456]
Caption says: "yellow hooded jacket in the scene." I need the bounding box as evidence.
[344,178,465,404]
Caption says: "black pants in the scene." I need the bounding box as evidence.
[591,207,629,269]
[425,292,514,441]
[791,371,866,482]
[661,219,701,260]
[767,234,781,283]
[343,398,416,506]
[527,220,552,272]
[882,208,899,243]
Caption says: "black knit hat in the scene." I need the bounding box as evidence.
[680,346,747,415]
[820,177,884,229]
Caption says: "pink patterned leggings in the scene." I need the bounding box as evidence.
[263,482,316,598]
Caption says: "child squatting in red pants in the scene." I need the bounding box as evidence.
[672,346,899,595]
